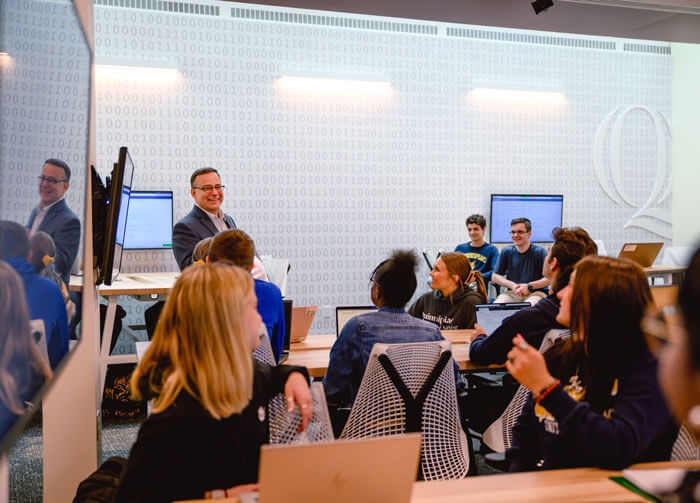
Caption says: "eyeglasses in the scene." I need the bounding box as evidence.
[369,274,380,289]
[38,175,68,184]
[510,230,528,235]
[192,185,225,193]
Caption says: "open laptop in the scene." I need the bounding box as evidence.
[335,306,377,337]
[475,303,530,335]
[257,434,421,503]
[290,305,317,343]
[618,242,664,268]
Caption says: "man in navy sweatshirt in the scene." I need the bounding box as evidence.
[455,214,499,288]
[469,227,597,366]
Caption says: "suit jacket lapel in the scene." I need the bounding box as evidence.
[38,200,65,232]
[193,206,219,236]
[27,208,38,229]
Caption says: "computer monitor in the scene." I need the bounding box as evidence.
[123,191,173,250]
[92,146,135,285]
[490,194,563,243]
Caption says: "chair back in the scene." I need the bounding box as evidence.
[671,424,700,461]
[29,319,50,368]
[269,382,334,444]
[259,255,290,297]
[339,341,470,480]
[253,324,276,366]
[482,329,571,452]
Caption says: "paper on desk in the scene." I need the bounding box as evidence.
[622,468,686,495]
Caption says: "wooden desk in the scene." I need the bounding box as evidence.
[71,271,489,390]
[411,460,700,502]
[70,272,180,394]
[177,460,700,503]
[291,330,475,352]
[644,265,686,285]
[287,338,499,378]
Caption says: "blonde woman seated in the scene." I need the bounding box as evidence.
[115,264,312,502]
[409,252,487,330]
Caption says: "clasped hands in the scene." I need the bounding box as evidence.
[512,283,530,296]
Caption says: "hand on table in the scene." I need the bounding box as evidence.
[469,323,487,342]
[505,335,555,394]
[285,371,313,432]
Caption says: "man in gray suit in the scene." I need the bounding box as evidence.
[145,168,236,337]
[172,167,236,271]
[27,159,80,286]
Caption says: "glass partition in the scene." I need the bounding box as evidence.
[0,0,91,455]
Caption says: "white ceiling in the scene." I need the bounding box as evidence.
[226,0,700,44]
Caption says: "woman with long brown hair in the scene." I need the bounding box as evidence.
[504,255,677,471]
[409,252,487,329]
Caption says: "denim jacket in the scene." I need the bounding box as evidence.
[323,307,461,404]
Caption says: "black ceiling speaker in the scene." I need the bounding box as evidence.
[531,0,554,14]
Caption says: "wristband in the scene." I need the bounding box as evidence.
[533,379,560,404]
[527,283,533,293]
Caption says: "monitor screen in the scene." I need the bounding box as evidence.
[101,147,134,285]
[490,194,563,243]
[123,191,173,250]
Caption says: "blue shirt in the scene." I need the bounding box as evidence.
[454,242,500,284]
[494,244,548,291]
[323,307,461,404]
[254,279,286,363]
[6,257,69,369]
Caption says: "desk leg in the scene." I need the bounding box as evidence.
[99,297,117,397]
[1,455,8,503]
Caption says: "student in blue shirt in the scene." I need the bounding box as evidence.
[208,229,286,363]
[0,220,69,369]
[324,250,460,406]
[454,214,499,287]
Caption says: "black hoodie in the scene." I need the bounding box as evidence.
[408,285,485,330]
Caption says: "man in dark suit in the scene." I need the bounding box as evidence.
[145,168,236,337]
[172,167,236,271]
[27,159,81,286]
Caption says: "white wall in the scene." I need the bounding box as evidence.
[92,0,675,339]
[672,42,700,248]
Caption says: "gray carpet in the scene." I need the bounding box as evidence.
[7,418,141,503]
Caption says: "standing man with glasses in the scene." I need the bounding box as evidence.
[492,217,550,305]
[172,168,236,271]
[27,159,81,287]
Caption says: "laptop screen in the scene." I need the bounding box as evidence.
[475,303,530,335]
[335,306,377,337]
[282,299,293,353]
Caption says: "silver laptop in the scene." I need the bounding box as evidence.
[618,242,664,268]
[475,303,530,335]
[335,306,377,336]
[257,434,421,503]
